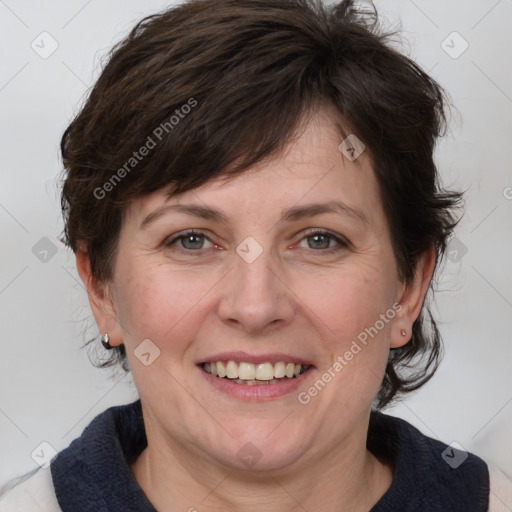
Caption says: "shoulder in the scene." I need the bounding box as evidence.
[49,400,153,511]
[0,467,61,512]
[489,464,512,512]
[369,411,490,510]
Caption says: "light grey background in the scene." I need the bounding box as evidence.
[1,0,511,486]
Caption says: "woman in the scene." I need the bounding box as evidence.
[1,0,511,510]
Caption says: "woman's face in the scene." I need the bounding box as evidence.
[85,108,428,473]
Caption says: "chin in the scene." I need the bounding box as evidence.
[203,423,312,473]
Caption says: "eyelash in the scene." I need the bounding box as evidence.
[164,229,349,255]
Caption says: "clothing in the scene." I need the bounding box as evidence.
[1,399,511,511]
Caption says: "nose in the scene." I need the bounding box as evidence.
[217,246,295,336]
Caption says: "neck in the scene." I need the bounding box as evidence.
[131,412,392,512]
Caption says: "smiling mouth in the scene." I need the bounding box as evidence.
[200,361,312,385]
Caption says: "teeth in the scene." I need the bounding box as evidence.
[226,360,239,379]
[238,362,255,380]
[233,379,281,385]
[203,360,310,381]
[255,362,274,380]
[274,361,286,378]
[216,361,227,378]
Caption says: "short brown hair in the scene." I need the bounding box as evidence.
[60,0,462,408]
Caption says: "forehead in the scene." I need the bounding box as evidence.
[125,108,382,227]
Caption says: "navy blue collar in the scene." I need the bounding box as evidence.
[51,400,489,511]
[367,412,489,510]
[52,400,154,511]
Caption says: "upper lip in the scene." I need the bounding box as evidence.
[197,351,314,366]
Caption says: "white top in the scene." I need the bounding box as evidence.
[0,467,61,512]
[489,465,512,512]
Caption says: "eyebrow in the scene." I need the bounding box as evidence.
[139,200,369,230]
[140,204,230,229]
[281,201,369,225]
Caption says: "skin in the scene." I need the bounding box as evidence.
[76,107,435,511]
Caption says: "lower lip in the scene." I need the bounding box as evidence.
[199,366,314,400]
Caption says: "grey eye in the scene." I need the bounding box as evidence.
[180,234,206,250]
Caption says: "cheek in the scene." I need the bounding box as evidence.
[294,272,395,412]
[116,258,234,358]
[295,265,395,346]
[113,261,222,348]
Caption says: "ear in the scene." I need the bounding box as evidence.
[75,246,123,348]
[391,244,436,348]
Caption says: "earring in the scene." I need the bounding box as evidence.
[101,333,113,350]
[400,329,407,337]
